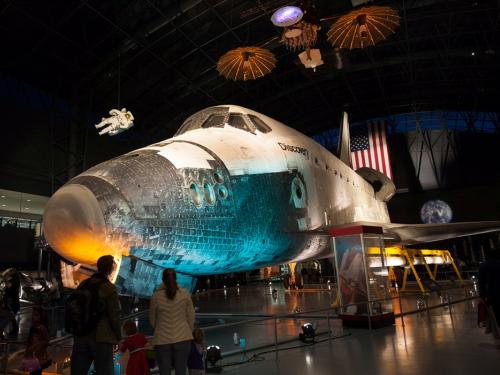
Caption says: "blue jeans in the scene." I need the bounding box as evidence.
[155,340,191,375]
[71,336,114,375]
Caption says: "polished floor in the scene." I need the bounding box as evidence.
[219,302,500,375]
[2,282,499,374]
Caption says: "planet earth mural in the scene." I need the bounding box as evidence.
[420,199,453,224]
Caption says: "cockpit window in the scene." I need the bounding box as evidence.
[248,114,272,133]
[175,107,230,135]
[228,113,253,133]
[175,107,272,136]
[202,114,225,129]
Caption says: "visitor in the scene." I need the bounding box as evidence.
[0,300,14,340]
[149,268,195,375]
[22,305,51,375]
[479,249,500,338]
[187,328,205,375]
[3,269,20,333]
[70,255,121,375]
[119,320,149,375]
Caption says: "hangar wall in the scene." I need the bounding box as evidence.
[0,76,152,196]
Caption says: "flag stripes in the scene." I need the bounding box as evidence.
[350,121,392,179]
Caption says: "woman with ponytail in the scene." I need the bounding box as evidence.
[149,268,195,375]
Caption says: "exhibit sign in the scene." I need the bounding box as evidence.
[331,226,393,327]
[335,234,368,315]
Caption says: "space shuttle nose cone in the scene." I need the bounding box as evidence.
[43,184,109,266]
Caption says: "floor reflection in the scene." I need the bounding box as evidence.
[5,283,496,375]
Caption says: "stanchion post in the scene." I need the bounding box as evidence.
[327,310,331,339]
[425,294,431,320]
[37,247,43,278]
[367,302,372,331]
[398,295,405,327]
[274,318,278,361]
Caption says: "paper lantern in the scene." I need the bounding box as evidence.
[217,47,277,81]
[327,6,400,49]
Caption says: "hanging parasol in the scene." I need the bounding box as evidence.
[327,6,400,50]
[217,46,277,81]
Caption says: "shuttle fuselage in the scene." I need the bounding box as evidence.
[43,105,390,296]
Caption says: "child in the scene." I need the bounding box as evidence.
[120,320,150,375]
[187,328,205,375]
[23,305,50,375]
[0,300,14,340]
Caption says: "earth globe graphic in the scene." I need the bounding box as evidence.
[420,200,453,224]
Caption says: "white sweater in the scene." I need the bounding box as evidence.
[149,287,195,345]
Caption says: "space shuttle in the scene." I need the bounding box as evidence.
[43,105,500,297]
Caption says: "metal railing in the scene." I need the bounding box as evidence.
[0,283,479,374]
[190,283,478,366]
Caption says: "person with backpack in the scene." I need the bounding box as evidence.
[68,255,122,375]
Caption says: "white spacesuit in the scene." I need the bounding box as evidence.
[95,108,134,136]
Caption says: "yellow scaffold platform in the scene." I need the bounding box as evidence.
[368,246,464,293]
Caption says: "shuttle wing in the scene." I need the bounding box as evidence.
[383,221,500,245]
[319,221,500,245]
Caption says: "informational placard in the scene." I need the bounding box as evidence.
[332,228,393,320]
[334,234,368,315]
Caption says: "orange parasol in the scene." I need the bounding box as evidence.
[216,47,277,81]
[327,6,400,50]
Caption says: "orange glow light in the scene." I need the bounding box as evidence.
[49,226,131,266]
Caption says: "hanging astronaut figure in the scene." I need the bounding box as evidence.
[95,108,134,136]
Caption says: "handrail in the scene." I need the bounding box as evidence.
[1,283,478,373]
[111,282,476,331]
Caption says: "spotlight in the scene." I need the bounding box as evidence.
[299,322,316,343]
[206,345,222,373]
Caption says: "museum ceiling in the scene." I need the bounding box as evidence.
[1,0,499,139]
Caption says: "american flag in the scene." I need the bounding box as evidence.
[350,121,393,179]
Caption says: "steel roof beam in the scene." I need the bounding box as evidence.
[80,0,218,104]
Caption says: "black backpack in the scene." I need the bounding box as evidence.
[65,276,107,335]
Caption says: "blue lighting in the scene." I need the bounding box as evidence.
[271,6,303,27]
[312,111,499,151]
